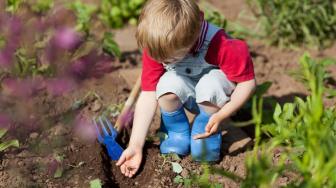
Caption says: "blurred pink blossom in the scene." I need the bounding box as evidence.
[52,28,81,50]
[46,77,76,96]
[0,16,22,68]
[120,109,134,129]
[0,113,12,129]
[47,158,58,176]
[8,16,22,36]
[0,48,14,68]
[2,77,45,98]
[69,51,115,81]
[73,115,97,143]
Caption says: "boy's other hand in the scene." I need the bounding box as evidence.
[193,113,222,140]
[116,146,143,178]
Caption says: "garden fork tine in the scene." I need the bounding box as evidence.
[93,116,124,160]
[98,117,111,137]
[93,118,104,143]
[101,116,117,138]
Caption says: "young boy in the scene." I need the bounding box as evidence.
[116,0,256,178]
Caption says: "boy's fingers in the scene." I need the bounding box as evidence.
[116,153,126,166]
[205,122,213,132]
[131,169,137,176]
[120,164,126,174]
[125,168,130,177]
[126,166,138,178]
[209,124,218,134]
[193,132,211,139]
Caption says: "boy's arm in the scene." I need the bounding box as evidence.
[116,91,157,177]
[129,91,158,149]
[193,79,256,139]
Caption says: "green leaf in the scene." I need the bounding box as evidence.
[282,103,295,120]
[102,32,121,57]
[71,100,84,110]
[273,103,282,124]
[156,132,168,140]
[0,128,7,139]
[90,179,102,188]
[53,166,63,178]
[171,162,183,174]
[0,139,19,151]
[255,82,272,97]
[173,175,183,184]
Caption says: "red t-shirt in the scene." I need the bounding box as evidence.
[141,29,255,91]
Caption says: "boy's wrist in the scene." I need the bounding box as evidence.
[128,141,144,152]
[214,110,229,122]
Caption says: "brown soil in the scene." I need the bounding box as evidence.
[1,0,335,188]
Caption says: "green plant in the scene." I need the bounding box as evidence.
[290,57,336,99]
[68,1,97,35]
[3,47,54,78]
[5,0,23,13]
[240,96,286,188]
[0,35,5,49]
[0,128,19,152]
[98,0,146,29]
[260,53,336,187]
[90,179,102,188]
[247,0,336,48]
[189,53,336,187]
[102,32,121,58]
[30,0,54,14]
[53,153,64,178]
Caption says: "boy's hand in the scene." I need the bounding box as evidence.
[193,113,223,139]
[116,146,142,178]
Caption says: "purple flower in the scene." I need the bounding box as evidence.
[69,51,115,81]
[73,115,97,143]
[119,109,134,129]
[0,48,14,69]
[0,113,12,129]
[52,28,81,51]
[46,77,76,96]
[8,16,22,36]
[2,77,45,98]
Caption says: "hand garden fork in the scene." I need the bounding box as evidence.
[94,75,141,160]
[94,116,124,160]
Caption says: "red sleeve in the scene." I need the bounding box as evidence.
[141,50,165,91]
[205,30,255,83]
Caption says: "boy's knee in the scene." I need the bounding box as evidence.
[195,75,218,93]
[158,93,180,102]
[195,75,222,99]
[195,73,232,107]
[158,93,182,112]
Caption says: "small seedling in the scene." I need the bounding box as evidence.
[90,179,102,188]
[53,153,64,178]
[0,128,19,152]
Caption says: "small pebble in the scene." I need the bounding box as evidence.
[51,124,69,136]
[70,143,76,151]
[229,165,236,172]
[91,100,102,112]
[17,161,25,167]
[181,169,189,178]
[30,132,39,139]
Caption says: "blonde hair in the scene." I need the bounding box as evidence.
[136,0,202,62]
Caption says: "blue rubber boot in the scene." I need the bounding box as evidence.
[191,108,222,162]
[160,107,190,156]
